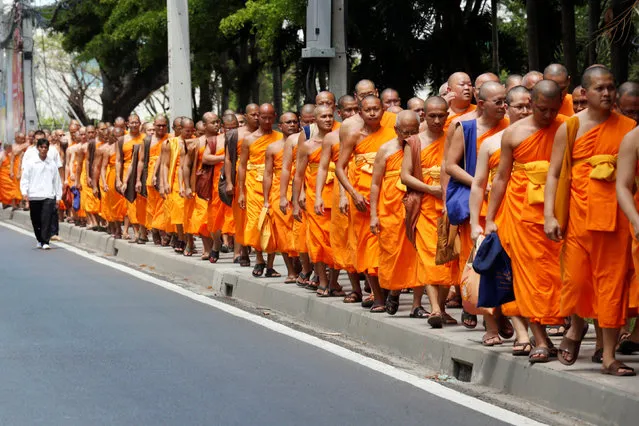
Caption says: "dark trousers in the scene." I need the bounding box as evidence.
[29,198,56,244]
[50,204,59,236]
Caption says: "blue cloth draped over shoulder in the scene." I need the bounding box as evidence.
[445,119,477,225]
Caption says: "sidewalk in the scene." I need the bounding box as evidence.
[3,208,639,426]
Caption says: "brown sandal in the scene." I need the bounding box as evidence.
[482,333,503,347]
[558,323,589,366]
[343,292,362,303]
[601,360,636,376]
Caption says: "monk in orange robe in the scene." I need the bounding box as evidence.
[263,112,300,282]
[572,86,587,114]
[100,127,126,237]
[446,81,509,333]
[336,96,397,312]
[118,115,147,242]
[401,97,459,326]
[137,115,170,244]
[238,103,282,278]
[217,114,238,252]
[225,104,259,266]
[370,110,420,315]
[293,105,344,296]
[76,127,101,229]
[9,132,28,209]
[545,66,637,376]
[279,119,314,286]
[543,63,574,117]
[316,95,362,302]
[485,81,566,362]
[616,126,639,355]
[470,85,533,352]
[0,144,16,207]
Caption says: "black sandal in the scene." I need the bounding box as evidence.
[252,263,266,277]
[461,310,478,329]
[240,256,251,267]
[209,251,220,264]
[265,268,281,278]
[296,271,312,287]
[343,292,362,303]
[409,306,429,318]
[370,303,386,313]
[385,294,400,316]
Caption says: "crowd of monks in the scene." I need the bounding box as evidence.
[1,63,639,377]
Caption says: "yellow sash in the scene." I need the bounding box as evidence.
[513,160,549,205]
[354,152,376,174]
[247,162,266,182]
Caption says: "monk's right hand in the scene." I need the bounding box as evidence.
[238,192,246,210]
[471,223,485,241]
[339,195,349,215]
[314,200,324,216]
[370,216,380,235]
[225,182,234,196]
[9,171,14,179]
[352,191,368,212]
[120,182,127,194]
[279,197,289,215]
[292,204,302,222]
[484,221,498,236]
[544,216,563,242]
[103,184,109,193]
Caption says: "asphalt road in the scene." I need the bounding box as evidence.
[0,226,511,426]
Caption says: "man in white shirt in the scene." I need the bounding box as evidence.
[21,130,63,172]
[20,138,63,250]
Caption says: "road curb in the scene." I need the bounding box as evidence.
[3,209,638,426]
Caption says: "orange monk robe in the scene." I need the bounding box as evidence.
[558,93,574,117]
[270,146,297,256]
[232,138,247,245]
[164,137,185,226]
[496,119,566,324]
[443,105,477,134]
[222,204,235,235]
[291,144,308,254]
[561,113,636,328]
[80,160,100,214]
[123,134,147,225]
[0,154,15,205]
[457,118,510,274]
[207,144,227,234]
[330,143,354,272]
[630,165,639,315]
[11,153,23,201]
[380,111,397,129]
[378,149,417,290]
[415,136,459,285]
[72,157,86,218]
[243,131,283,249]
[305,146,334,266]
[350,126,396,275]
[146,136,170,231]
[103,152,126,222]
[184,145,208,235]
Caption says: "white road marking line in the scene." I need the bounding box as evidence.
[0,221,546,426]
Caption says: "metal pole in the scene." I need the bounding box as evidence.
[329,0,347,98]
[22,0,37,131]
[167,0,192,120]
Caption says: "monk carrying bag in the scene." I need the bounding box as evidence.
[195,137,217,201]
[445,120,477,225]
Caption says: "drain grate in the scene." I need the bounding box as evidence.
[224,283,234,297]
[452,359,473,382]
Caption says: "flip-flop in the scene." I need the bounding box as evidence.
[209,251,219,264]
[513,341,532,356]
[529,347,551,364]
[409,306,429,318]
[445,295,462,309]
[328,288,346,297]
[558,323,589,366]
[591,347,603,363]
[284,277,297,284]
[370,303,386,313]
[240,256,251,267]
[601,360,636,377]
[264,268,281,278]
[427,313,443,328]
[385,294,400,316]
[316,286,329,297]
[361,295,375,308]
[296,271,312,287]
[482,333,503,347]
[546,324,566,337]
[498,316,514,340]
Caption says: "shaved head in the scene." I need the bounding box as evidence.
[387,105,403,113]
[532,80,562,102]
[475,72,500,88]
[222,113,239,129]
[617,81,639,123]
[478,81,505,101]
[618,81,639,98]
[395,109,419,127]
[316,91,336,108]
[424,96,449,134]
[337,95,359,120]
[505,74,523,91]
[506,85,530,104]
[543,63,569,79]
[407,97,425,122]
[355,79,376,94]
[259,103,275,114]
[438,83,448,96]
[300,104,316,115]
[447,72,471,87]
[300,104,316,126]
[447,72,473,106]
[522,71,543,89]
[572,85,587,113]
[582,66,614,89]
[246,103,259,112]
[314,104,333,117]
[381,88,401,111]
[425,96,448,110]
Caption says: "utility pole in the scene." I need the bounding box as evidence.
[167,0,192,120]
[329,0,347,98]
[22,0,36,131]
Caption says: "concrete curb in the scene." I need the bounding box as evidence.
[3,209,638,426]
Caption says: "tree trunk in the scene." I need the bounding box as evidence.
[491,0,500,73]
[587,0,601,65]
[610,0,634,83]
[237,33,251,110]
[198,75,213,116]
[249,34,260,104]
[560,0,578,86]
[272,49,283,117]
[526,0,540,71]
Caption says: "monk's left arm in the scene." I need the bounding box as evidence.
[400,145,431,193]
[470,147,491,231]
[291,147,309,217]
[617,134,639,233]
[314,140,332,211]
[263,150,274,208]
[544,123,567,221]
[369,151,386,235]
[136,144,146,189]
[485,139,514,225]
